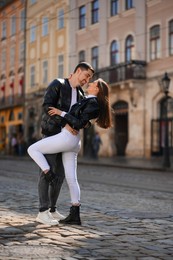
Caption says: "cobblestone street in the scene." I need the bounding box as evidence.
[0,157,173,259]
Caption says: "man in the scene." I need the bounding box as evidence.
[36,62,94,225]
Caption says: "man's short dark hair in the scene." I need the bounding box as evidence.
[74,62,95,74]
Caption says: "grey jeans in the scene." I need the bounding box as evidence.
[38,152,65,212]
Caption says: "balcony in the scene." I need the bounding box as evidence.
[93,60,147,84]
[0,94,25,109]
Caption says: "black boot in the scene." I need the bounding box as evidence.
[59,205,81,225]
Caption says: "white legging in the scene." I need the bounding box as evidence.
[27,128,81,204]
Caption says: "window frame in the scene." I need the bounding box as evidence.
[125,0,133,10]
[30,24,36,42]
[58,54,64,78]
[11,15,16,36]
[79,50,85,63]
[91,46,99,70]
[150,25,160,60]
[58,9,64,29]
[79,5,86,29]
[111,0,118,16]
[1,49,6,71]
[30,65,35,87]
[125,35,134,62]
[42,60,48,84]
[110,40,119,65]
[91,0,99,25]
[10,46,15,67]
[20,9,25,31]
[2,20,7,39]
[42,16,48,37]
[169,19,173,56]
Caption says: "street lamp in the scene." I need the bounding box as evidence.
[161,72,171,168]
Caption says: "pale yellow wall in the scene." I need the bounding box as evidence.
[26,0,69,95]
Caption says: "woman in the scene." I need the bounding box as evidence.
[28,78,112,225]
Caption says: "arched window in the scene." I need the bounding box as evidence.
[125,35,134,62]
[110,40,119,65]
[150,25,160,60]
[169,19,173,56]
[91,46,98,70]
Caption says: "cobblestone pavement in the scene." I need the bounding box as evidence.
[0,158,173,260]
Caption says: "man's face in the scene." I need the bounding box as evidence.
[76,68,94,87]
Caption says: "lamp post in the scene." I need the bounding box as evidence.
[161,72,171,168]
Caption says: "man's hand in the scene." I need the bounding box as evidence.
[48,107,62,116]
[65,124,78,135]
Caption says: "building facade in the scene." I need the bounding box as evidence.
[25,0,69,145]
[68,0,173,158]
[0,0,173,158]
[0,0,26,154]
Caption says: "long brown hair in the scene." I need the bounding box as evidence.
[95,78,112,129]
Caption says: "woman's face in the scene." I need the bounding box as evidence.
[86,80,99,95]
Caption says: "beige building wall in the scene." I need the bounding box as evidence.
[69,0,173,158]
[25,0,69,142]
[0,0,25,153]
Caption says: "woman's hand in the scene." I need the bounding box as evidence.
[48,107,62,116]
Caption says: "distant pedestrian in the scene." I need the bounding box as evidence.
[11,133,18,155]
[17,133,26,156]
[92,132,102,159]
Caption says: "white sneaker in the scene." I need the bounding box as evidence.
[50,210,65,221]
[36,210,59,226]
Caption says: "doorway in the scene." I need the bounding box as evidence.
[113,101,128,156]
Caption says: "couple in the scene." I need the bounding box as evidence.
[28,62,112,226]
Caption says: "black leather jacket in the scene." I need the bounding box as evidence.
[63,97,99,130]
[41,78,85,136]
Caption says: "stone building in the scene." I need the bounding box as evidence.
[68,0,173,158]
[0,0,26,154]
[1,0,173,159]
[24,0,69,145]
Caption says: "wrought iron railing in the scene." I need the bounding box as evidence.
[93,60,147,84]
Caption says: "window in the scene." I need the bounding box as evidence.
[58,55,64,78]
[125,35,134,62]
[58,9,64,29]
[42,17,48,36]
[11,15,16,36]
[150,25,160,60]
[111,0,118,16]
[42,60,48,84]
[19,42,24,63]
[1,49,6,71]
[91,0,99,24]
[18,112,23,120]
[169,20,173,56]
[110,40,119,65]
[91,46,98,70]
[20,9,25,31]
[10,47,15,67]
[2,20,6,39]
[125,0,133,10]
[30,24,36,42]
[79,50,85,62]
[79,5,86,29]
[9,111,15,121]
[30,65,35,87]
